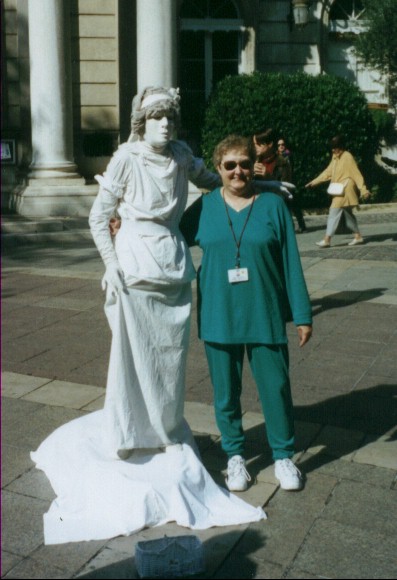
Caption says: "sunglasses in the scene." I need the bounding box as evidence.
[221,160,252,171]
[278,142,285,147]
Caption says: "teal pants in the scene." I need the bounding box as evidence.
[204,342,295,461]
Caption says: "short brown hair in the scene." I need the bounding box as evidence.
[253,128,276,146]
[330,134,346,150]
[212,134,255,167]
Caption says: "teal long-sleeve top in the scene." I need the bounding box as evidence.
[180,188,312,344]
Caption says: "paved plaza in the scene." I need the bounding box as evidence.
[1,204,397,578]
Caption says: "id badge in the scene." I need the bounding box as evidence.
[228,268,249,284]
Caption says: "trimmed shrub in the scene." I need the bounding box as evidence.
[202,72,379,208]
[370,109,396,144]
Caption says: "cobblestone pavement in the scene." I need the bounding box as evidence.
[1,205,396,579]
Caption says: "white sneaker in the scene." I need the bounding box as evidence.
[226,455,251,492]
[315,240,330,248]
[348,237,364,246]
[275,458,303,491]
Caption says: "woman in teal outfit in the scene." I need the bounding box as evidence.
[180,135,313,492]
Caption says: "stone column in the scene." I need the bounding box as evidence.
[28,0,79,178]
[136,0,177,90]
[14,0,99,217]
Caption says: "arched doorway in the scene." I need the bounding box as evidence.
[178,0,246,151]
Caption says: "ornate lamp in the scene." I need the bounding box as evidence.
[291,0,312,28]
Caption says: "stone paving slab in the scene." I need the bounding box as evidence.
[21,380,105,410]
[1,444,36,488]
[321,479,397,535]
[1,552,24,579]
[184,401,220,436]
[291,518,397,579]
[352,427,397,470]
[1,372,53,397]
[5,467,57,502]
[2,490,50,557]
[2,397,85,450]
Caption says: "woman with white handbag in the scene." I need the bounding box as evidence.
[305,134,371,247]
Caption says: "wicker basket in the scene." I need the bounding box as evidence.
[135,535,205,578]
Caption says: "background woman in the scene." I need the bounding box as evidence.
[253,128,307,233]
[181,135,312,493]
[306,134,371,247]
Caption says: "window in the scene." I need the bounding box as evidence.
[179,0,242,148]
[329,0,366,36]
[327,0,386,105]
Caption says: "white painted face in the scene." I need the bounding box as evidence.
[143,114,175,148]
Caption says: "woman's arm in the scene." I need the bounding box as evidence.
[275,199,313,335]
[179,196,203,247]
[305,159,333,188]
[344,152,371,197]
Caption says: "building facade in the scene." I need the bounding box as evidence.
[1,0,388,216]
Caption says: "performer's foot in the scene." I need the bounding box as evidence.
[117,449,134,460]
[226,455,251,492]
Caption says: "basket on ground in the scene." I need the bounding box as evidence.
[135,535,205,578]
[135,536,205,578]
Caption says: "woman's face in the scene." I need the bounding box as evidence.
[277,140,286,153]
[332,147,344,157]
[143,113,175,147]
[217,148,253,196]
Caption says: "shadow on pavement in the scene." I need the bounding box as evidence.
[311,288,388,313]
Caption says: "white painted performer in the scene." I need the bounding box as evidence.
[31,87,272,544]
[89,86,221,456]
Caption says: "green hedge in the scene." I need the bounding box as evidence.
[201,72,381,208]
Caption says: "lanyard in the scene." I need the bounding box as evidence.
[222,188,256,269]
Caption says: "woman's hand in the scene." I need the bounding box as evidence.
[254,162,266,177]
[305,181,314,188]
[109,217,122,236]
[297,325,312,347]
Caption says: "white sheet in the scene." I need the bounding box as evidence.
[31,411,266,544]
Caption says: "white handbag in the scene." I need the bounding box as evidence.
[327,182,345,195]
[327,161,347,195]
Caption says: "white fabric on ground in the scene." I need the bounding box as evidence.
[31,412,266,544]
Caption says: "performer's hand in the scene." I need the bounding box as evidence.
[102,262,126,295]
[279,181,295,200]
[257,180,295,200]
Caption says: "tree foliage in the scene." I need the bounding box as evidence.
[355,0,397,112]
[202,72,380,207]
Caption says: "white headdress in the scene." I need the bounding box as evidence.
[140,87,180,110]
[128,87,181,141]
